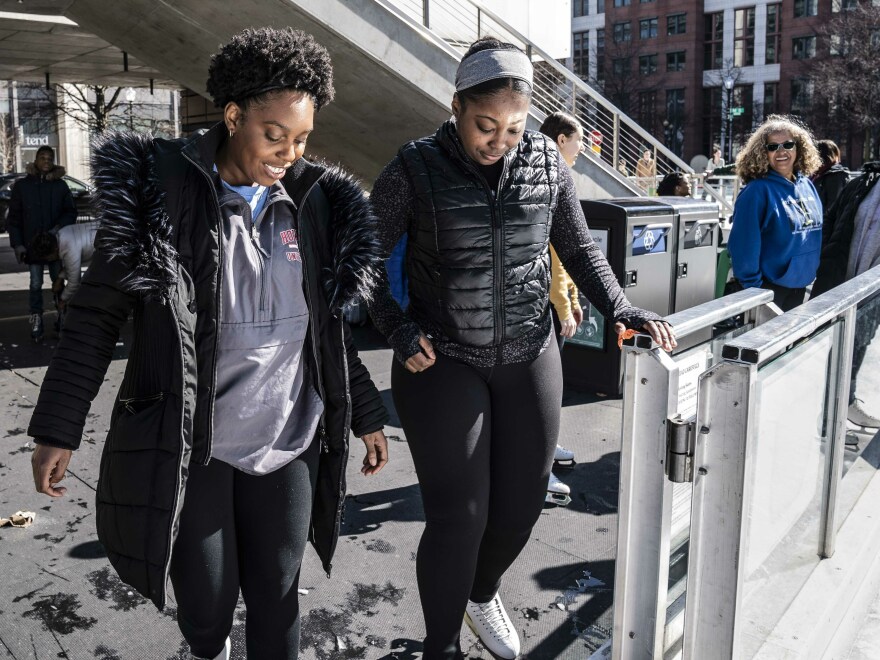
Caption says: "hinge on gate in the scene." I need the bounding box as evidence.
[624,270,638,287]
[677,262,688,279]
[666,416,696,483]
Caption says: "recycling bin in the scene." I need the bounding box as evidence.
[562,199,677,395]
[666,198,721,313]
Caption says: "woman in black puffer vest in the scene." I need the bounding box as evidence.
[368,36,676,660]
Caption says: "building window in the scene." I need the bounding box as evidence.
[702,86,722,156]
[667,13,687,35]
[641,0,656,3]
[573,31,590,78]
[766,4,781,64]
[613,21,632,43]
[704,12,724,69]
[613,0,631,6]
[638,90,657,130]
[666,50,686,72]
[666,88,686,157]
[597,28,606,80]
[832,0,858,11]
[791,77,813,116]
[639,54,658,75]
[763,82,779,118]
[612,57,631,76]
[792,35,816,59]
[573,0,589,17]
[597,0,605,12]
[640,17,659,39]
[829,34,850,56]
[794,0,818,17]
[734,7,756,67]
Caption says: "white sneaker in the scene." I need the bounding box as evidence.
[554,444,575,464]
[191,637,230,660]
[849,399,880,429]
[464,593,520,659]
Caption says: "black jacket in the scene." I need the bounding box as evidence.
[399,122,557,347]
[28,124,388,609]
[813,162,850,217]
[7,163,77,251]
[813,162,880,296]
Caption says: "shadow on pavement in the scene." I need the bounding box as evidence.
[343,484,424,536]
[529,558,615,659]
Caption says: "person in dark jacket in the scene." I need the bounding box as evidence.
[368,36,676,660]
[812,139,849,217]
[7,145,77,340]
[813,162,880,428]
[27,28,388,660]
[728,115,823,311]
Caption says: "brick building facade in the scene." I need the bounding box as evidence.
[569,0,869,167]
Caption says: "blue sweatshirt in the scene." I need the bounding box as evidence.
[728,170,823,289]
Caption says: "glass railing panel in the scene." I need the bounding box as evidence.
[836,293,880,528]
[662,324,754,657]
[736,321,842,657]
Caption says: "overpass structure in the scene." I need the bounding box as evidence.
[56,0,730,208]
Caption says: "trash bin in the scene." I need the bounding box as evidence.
[666,198,721,313]
[563,198,676,395]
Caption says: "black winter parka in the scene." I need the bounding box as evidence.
[7,163,77,251]
[28,124,388,609]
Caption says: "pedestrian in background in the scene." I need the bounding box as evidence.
[6,145,77,340]
[368,36,676,660]
[27,27,388,660]
[812,139,849,219]
[813,161,880,429]
[656,171,692,197]
[635,148,656,191]
[26,220,99,328]
[538,111,586,507]
[727,115,823,311]
[704,145,725,176]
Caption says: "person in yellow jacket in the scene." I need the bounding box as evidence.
[539,112,585,505]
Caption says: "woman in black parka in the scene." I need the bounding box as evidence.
[28,28,388,660]
[368,37,676,660]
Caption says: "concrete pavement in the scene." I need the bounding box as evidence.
[0,235,624,659]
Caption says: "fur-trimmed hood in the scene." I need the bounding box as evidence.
[25,162,66,181]
[89,128,382,312]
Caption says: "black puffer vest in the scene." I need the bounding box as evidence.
[399,121,558,348]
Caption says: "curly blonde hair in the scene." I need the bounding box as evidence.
[735,114,822,183]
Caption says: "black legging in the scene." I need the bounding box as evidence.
[169,440,319,659]
[392,345,563,659]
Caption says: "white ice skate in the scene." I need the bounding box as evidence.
[553,444,575,467]
[848,399,880,429]
[546,471,572,506]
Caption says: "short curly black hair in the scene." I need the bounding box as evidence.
[206,27,335,111]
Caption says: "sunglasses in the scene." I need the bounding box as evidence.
[766,141,797,152]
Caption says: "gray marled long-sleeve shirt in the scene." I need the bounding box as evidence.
[369,146,661,367]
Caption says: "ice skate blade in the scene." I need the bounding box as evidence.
[545,492,572,506]
[553,458,576,468]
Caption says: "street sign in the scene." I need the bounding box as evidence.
[730,107,745,117]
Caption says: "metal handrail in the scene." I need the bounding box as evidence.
[377,0,732,213]
[721,265,880,365]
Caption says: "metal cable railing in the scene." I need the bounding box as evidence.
[377,0,733,214]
